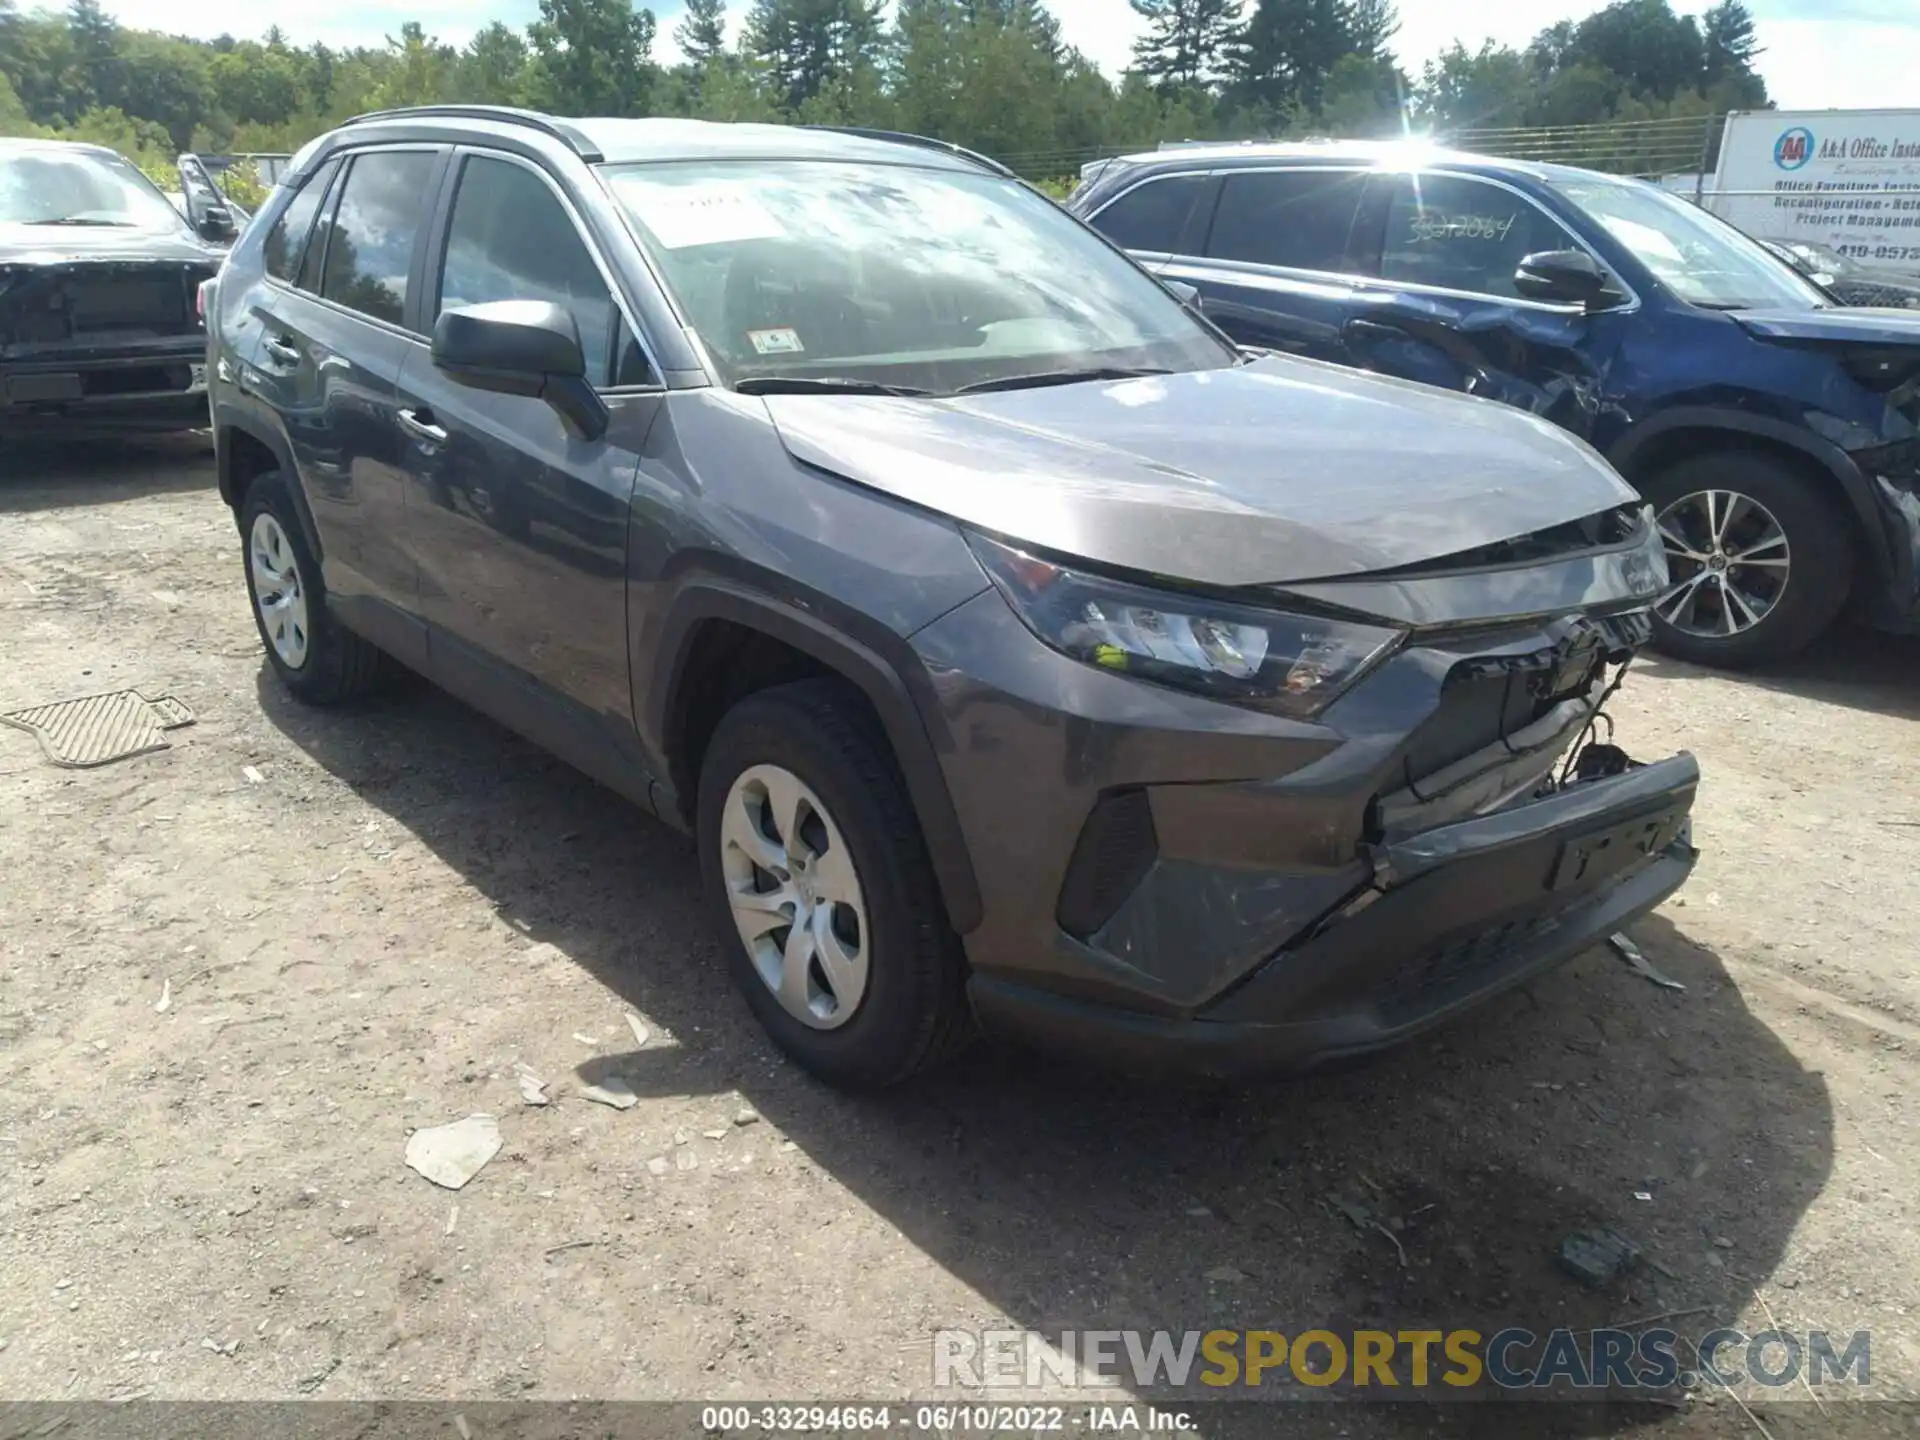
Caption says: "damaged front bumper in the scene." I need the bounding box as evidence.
[970,752,1697,1077]
[909,513,1698,1078]
[1,334,210,434]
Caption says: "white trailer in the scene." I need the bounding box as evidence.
[1703,108,1920,274]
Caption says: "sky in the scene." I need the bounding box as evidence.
[95,0,1918,113]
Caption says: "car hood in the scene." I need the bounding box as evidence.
[0,221,218,266]
[1734,306,1920,345]
[761,357,1638,587]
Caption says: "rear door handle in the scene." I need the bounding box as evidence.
[261,336,300,367]
[397,407,448,445]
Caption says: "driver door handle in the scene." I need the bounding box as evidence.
[397,407,448,445]
[261,336,300,367]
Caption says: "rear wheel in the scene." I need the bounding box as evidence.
[696,679,971,1088]
[240,472,383,704]
[1640,452,1852,669]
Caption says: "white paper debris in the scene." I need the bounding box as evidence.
[579,1077,637,1110]
[404,1115,502,1190]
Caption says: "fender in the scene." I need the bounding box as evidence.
[647,574,985,936]
[212,398,326,567]
[1608,405,1894,580]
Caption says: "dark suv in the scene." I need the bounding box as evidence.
[1071,143,1920,668]
[206,108,1697,1087]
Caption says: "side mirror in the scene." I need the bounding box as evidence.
[196,207,237,242]
[432,300,608,441]
[1514,249,1614,309]
[176,153,237,244]
[1163,278,1203,311]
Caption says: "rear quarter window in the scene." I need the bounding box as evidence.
[263,158,340,284]
[1090,174,1206,253]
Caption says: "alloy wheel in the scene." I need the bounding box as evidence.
[1653,488,1791,640]
[249,512,310,668]
[718,763,869,1030]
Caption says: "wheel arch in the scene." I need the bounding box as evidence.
[648,577,985,936]
[1607,408,1888,584]
[215,405,325,565]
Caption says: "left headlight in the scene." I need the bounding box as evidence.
[967,531,1403,717]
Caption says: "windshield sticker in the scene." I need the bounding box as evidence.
[1407,212,1519,243]
[748,327,804,355]
[642,186,786,249]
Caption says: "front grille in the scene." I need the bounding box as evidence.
[1,263,210,346]
[1401,668,1554,782]
[68,276,187,332]
[1056,789,1158,939]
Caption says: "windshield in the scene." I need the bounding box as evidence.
[1552,175,1830,312]
[0,148,185,229]
[600,159,1235,393]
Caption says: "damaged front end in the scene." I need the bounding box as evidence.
[951,501,1700,1076]
[0,256,216,433]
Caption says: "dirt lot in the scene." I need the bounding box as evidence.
[1,439,1917,1434]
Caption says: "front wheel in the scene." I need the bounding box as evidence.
[1640,452,1853,669]
[696,679,971,1088]
[240,472,383,704]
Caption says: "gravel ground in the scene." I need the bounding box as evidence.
[0,439,1916,1436]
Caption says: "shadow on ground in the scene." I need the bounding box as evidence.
[0,434,215,513]
[260,670,1833,1436]
[1635,621,1920,723]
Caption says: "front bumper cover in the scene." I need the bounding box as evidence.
[969,753,1699,1077]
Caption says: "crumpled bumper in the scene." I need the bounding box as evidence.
[968,753,1699,1077]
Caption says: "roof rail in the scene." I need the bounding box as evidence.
[342,105,603,163]
[800,126,1015,179]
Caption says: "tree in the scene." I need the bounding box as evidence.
[459,22,528,106]
[1700,0,1765,107]
[742,0,885,113]
[526,0,658,115]
[1224,0,1369,121]
[1128,0,1237,92]
[675,0,728,66]
[371,22,456,109]
[1414,41,1531,133]
[1559,0,1702,103]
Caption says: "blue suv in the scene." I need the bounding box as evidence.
[1072,143,1920,668]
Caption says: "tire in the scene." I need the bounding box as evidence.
[239,471,383,704]
[696,678,972,1088]
[1639,451,1853,669]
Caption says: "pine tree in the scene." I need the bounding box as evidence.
[1128,0,1238,91]
[675,0,728,67]
[743,0,885,113]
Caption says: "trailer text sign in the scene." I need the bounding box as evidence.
[1709,109,1920,272]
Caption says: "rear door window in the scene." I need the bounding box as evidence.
[1204,170,1369,273]
[1378,173,1572,300]
[1091,174,1207,253]
[263,158,340,283]
[316,150,438,328]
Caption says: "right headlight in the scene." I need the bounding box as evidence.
[967,531,1404,717]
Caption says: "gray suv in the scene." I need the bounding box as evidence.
[204,107,1699,1087]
